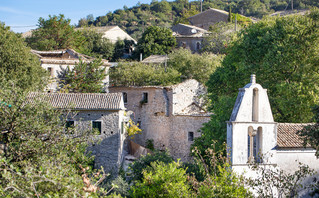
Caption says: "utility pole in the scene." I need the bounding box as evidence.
[200,0,202,13]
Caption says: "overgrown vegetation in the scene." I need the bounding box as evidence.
[110,48,223,86]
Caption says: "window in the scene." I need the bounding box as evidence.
[66,121,74,128]
[188,132,194,141]
[142,92,148,103]
[196,42,201,50]
[92,121,102,134]
[248,126,262,163]
[123,92,128,104]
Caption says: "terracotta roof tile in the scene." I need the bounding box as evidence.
[28,93,124,110]
[277,123,312,148]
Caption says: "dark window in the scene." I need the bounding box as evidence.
[123,92,128,104]
[196,42,201,50]
[188,132,194,141]
[66,121,74,128]
[92,121,102,133]
[142,92,148,103]
[137,121,141,128]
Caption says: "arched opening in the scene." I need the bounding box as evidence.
[196,42,201,51]
[252,88,259,121]
[247,126,263,163]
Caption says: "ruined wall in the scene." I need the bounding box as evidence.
[109,81,210,161]
[68,110,127,173]
[176,37,203,53]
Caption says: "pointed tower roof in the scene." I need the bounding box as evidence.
[229,74,274,122]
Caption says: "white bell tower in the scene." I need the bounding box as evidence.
[227,74,277,175]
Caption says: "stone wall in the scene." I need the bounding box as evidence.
[189,9,229,30]
[176,37,203,53]
[109,80,210,161]
[68,110,127,173]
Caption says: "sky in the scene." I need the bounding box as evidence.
[0,0,161,33]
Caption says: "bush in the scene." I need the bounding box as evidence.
[130,161,193,198]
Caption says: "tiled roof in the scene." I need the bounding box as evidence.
[277,123,312,148]
[28,93,124,110]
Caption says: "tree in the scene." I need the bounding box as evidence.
[201,22,238,54]
[109,62,181,86]
[168,48,223,84]
[112,39,135,61]
[80,28,114,60]
[26,14,86,51]
[0,23,47,90]
[130,161,193,198]
[136,26,176,58]
[61,58,107,93]
[0,82,103,197]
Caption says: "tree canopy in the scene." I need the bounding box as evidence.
[0,23,47,90]
[26,14,86,51]
[136,26,176,59]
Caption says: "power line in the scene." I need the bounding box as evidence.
[10,25,37,28]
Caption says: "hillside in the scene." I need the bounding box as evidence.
[77,0,318,40]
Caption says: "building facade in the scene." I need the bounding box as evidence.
[109,79,211,161]
[31,49,111,92]
[28,92,128,173]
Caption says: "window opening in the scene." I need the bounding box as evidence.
[142,92,148,103]
[188,132,194,141]
[123,92,128,104]
[92,121,102,134]
[66,121,74,129]
[252,88,259,121]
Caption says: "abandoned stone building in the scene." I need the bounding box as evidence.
[227,75,319,194]
[31,49,111,92]
[28,92,128,173]
[171,23,208,53]
[109,79,211,161]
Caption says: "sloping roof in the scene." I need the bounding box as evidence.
[76,26,117,34]
[31,49,110,66]
[188,8,229,19]
[142,55,168,64]
[28,93,124,110]
[277,123,312,148]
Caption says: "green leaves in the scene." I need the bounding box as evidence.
[62,58,107,93]
[136,26,176,58]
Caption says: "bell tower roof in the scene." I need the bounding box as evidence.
[229,74,274,122]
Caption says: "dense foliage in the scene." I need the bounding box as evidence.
[0,83,98,197]
[135,26,176,59]
[26,14,86,52]
[80,0,319,39]
[194,10,319,154]
[110,62,181,86]
[130,161,193,197]
[0,23,47,90]
[110,48,223,86]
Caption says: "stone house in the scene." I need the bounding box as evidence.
[31,49,111,92]
[171,23,208,53]
[109,79,211,161]
[188,8,229,30]
[76,26,137,44]
[227,75,319,192]
[28,92,128,173]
